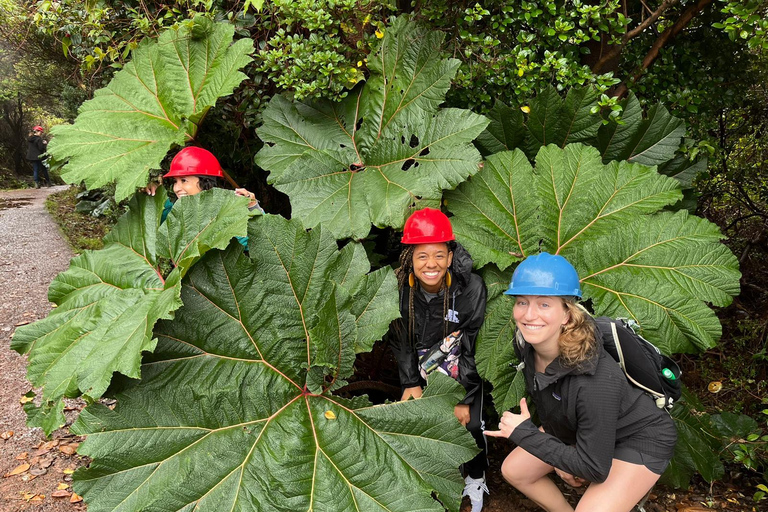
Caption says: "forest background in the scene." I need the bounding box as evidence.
[0,0,767,509]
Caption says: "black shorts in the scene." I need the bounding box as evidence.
[613,446,670,475]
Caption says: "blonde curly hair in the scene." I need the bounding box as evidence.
[558,298,597,367]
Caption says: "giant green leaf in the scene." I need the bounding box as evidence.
[255,16,489,239]
[475,87,697,186]
[444,144,740,411]
[11,189,250,433]
[47,17,253,201]
[71,216,476,512]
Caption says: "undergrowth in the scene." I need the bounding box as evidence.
[45,186,115,253]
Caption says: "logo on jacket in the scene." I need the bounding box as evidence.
[445,309,459,323]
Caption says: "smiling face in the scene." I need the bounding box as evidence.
[411,243,453,293]
[513,295,570,349]
[172,176,202,198]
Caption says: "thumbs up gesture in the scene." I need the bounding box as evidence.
[485,398,531,438]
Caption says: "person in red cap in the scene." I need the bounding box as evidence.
[26,125,49,188]
[144,146,263,248]
[389,207,489,512]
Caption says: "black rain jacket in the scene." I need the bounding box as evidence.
[390,244,487,405]
[509,323,677,483]
[26,134,47,161]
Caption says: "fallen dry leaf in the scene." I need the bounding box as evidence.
[52,490,71,498]
[41,440,60,450]
[29,494,45,503]
[14,320,30,326]
[19,395,33,404]
[60,443,79,455]
[70,492,83,503]
[15,452,28,460]
[5,463,30,477]
[39,456,55,468]
[708,381,723,393]
[30,468,48,476]
[57,483,70,490]
[20,491,36,501]
[62,468,75,475]
[1,430,14,440]
[21,473,37,482]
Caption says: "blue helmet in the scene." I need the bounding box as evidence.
[504,252,582,298]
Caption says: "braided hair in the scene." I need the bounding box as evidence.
[395,242,455,349]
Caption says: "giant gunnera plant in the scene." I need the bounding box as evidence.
[12,14,742,511]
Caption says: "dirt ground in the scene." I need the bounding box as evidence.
[0,186,88,511]
[0,186,763,512]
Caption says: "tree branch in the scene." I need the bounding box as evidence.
[613,0,715,98]
[593,0,678,74]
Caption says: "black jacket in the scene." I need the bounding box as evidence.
[390,244,487,405]
[26,135,47,161]
[510,325,677,483]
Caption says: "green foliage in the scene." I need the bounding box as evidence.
[416,0,624,111]
[70,215,475,512]
[256,16,489,239]
[475,86,699,188]
[444,144,740,411]
[12,188,251,434]
[663,388,726,487]
[255,0,389,101]
[47,18,253,201]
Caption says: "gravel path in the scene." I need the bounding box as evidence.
[0,186,86,511]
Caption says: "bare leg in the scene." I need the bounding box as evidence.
[501,447,575,512]
[575,459,661,512]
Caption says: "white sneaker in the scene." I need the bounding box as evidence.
[462,474,489,512]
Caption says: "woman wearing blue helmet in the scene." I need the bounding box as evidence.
[485,253,676,512]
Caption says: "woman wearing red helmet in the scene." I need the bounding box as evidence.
[390,208,489,512]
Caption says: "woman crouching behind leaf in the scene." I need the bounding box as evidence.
[145,147,264,248]
[389,208,489,512]
[485,253,677,512]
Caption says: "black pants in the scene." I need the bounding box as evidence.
[462,383,489,479]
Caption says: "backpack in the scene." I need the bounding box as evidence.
[594,317,682,410]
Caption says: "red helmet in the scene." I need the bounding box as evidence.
[163,147,224,179]
[33,126,44,132]
[401,208,455,244]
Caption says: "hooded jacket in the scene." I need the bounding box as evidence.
[509,326,677,483]
[26,134,47,161]
[390,244,487,405]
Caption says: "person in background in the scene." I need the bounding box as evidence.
[485,253,677,512]
[26,126,49,188]
[389,208,489,512]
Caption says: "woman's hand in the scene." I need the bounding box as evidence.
[143,182,160,196]
[235,188,258,208]
[484,398,531,438]
[454,404,470,426]
[554,468,586,487]
[401,386,423,401]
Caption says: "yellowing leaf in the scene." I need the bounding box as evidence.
[708,381,723,393]
[324,410,336,420]
[62,468,75,475]
[6,463,30,476]
[19,395,33,404]
[520,106,531,113]
[375,29,384,38]
[57,483,70,490]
